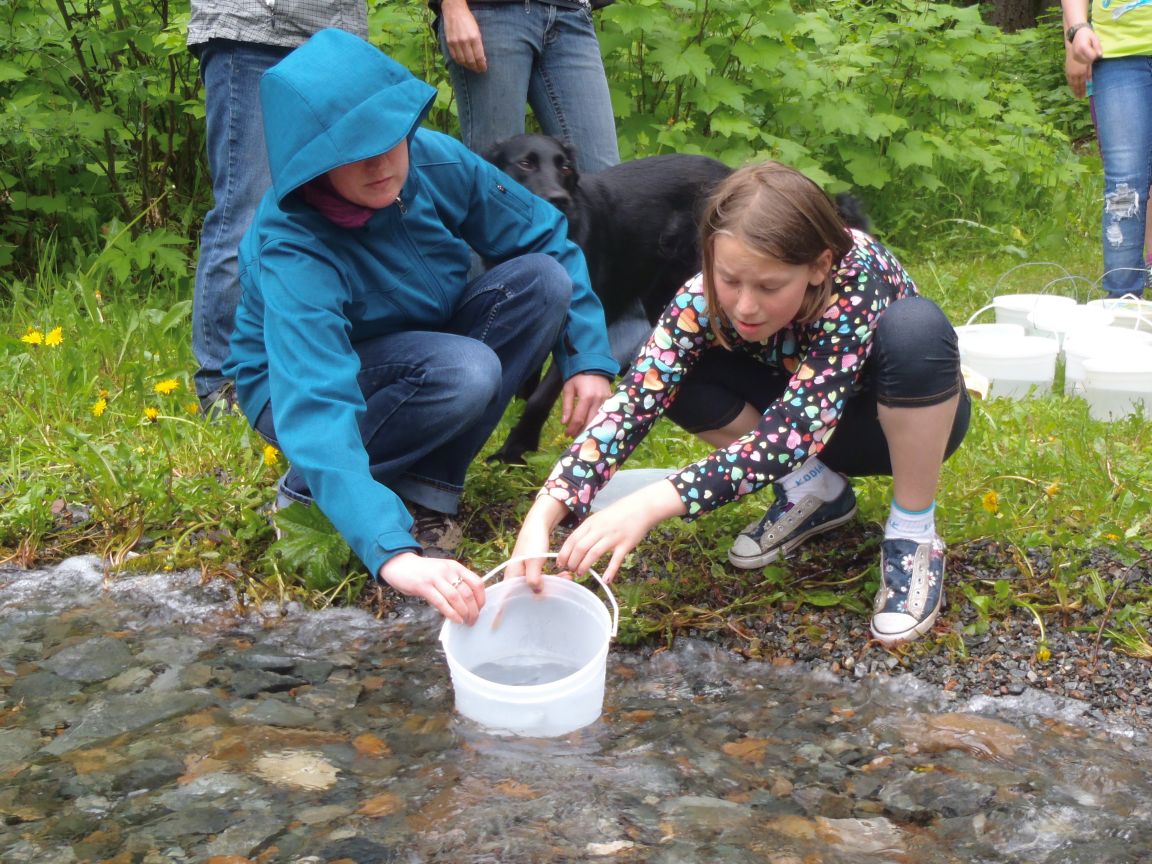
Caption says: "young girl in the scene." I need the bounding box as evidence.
[511,161,970,645]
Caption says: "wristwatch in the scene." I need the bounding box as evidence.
[1067,22,1092,43]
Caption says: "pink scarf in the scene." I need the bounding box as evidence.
[298,174,376,228]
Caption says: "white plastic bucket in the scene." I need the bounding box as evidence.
[960,334,1058,399]
[590,467,676,513]
[439,554,619,737]
[1086,297,1152,334]
[1081,348,1152,421]
[993,294,1076,334]
[954,322,1026,347]
[1063,327,1152,395]
[1027,302,1114,348]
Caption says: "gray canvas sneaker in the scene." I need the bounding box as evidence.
[728,482,858,570]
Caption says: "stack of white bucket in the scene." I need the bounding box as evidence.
[957,293,1152,420]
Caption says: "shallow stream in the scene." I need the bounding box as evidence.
[2,557,1151,863]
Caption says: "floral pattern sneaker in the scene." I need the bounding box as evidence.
[728,482,858,570]
[871,536,946,645]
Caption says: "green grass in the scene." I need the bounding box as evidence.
[2,153,1150,658]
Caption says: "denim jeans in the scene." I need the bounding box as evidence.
[193,40,293,404]
[664,296,970,477]
[438,1,619,173]
[1091,54,1152,299]
[255,254,572,513]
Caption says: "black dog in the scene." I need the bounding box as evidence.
[483,133,871,464]
[484,133,732,463]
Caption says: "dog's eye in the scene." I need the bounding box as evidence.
[517,159,534,172]
[560,163,574,176]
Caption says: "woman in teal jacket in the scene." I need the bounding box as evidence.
[224,29,616,625]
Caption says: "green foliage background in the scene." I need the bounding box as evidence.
[2,0,1085,280]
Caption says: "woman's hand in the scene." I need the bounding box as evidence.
[561,372,612,436]
[377,552,485,625]
[1069,26,1103,66]
[557,480,686,582]
[1064,45,1091,98]
[440,0,487,73]
[507,496,570,591]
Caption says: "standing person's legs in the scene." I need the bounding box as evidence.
[529,4,619,173]
[1091,55,1152,299]
[439,5,536,157]
[193,40,292,411]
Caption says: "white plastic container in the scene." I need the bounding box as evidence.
[1027,302,1114,348]
[993,293,1076,333]
[960,334,1059,399]
[954,322,1026,348]
[590,467,676,513]
[1081,348,1152,421]
[440,555,619,737]
[1062,327,1152,395]
[1086,297,1152,334]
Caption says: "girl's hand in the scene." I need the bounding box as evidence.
[507,496,570,591]
[557,480,686,582]
[377,552,485,625]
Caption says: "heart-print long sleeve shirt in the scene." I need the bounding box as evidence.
[539,229,919,522]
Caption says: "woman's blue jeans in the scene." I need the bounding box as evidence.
[193,40,293,404]
[1092,54,1152,298]
[255,254,572,514]
[438,1,619,173]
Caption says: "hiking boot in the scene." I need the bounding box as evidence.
[871,536,946,646]
[728,482,858,570]
[406,502,462,559]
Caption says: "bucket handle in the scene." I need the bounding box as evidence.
[478,553,620,638]
[964,303,997,326]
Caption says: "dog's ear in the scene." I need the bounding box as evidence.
[482,139,511,168]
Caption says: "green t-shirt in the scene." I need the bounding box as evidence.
[1094,0,1152,58]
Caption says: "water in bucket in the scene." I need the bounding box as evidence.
[439,556,619,737]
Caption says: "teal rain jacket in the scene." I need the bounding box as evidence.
[224,29,615,578]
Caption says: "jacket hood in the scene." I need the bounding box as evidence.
[259,29,437,206]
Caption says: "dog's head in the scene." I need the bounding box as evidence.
[483,134,579,215]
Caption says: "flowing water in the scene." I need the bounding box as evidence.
[3,556,1152,864]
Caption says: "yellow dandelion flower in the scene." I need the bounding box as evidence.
[99,388,109,398]
[1104,532,1120,541]
[185,401,201,415]
[1045,481,1060,498]
[1036,644,1051,663]
[981,490,999,514]
[44,326,63,347]
[143,406,160,422]
[154,378,180,396]
[92,398,107,418]
[263,444,280,466]
[20,328,43,345]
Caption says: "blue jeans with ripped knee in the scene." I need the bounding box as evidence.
[1092,54,1152,298]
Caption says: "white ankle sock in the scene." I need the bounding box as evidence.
[885,501,937,544]
[778,458,847,504]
